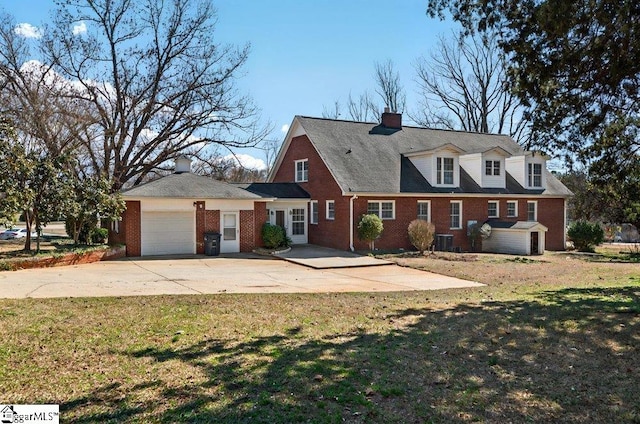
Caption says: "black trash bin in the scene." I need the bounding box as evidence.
[204,232,221,256]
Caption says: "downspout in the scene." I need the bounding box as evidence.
[349,194,358,251]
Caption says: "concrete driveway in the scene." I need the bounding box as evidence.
[0,254,482,299]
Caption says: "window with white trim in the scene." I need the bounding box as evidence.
[295,159,308,182]
[437,157,454,185]
[506,200,518,218]
[367,201,395,220]
[450,201,462,229]
[310,201,318,224]
[527,201,537,221]
[485,160,500,176]
[528,163,542,187]
[488,201,499,218]
[417,201,430,221]
[326,200,335,220]
[291,208,305,235]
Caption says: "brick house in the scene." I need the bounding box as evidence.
[268,112,572,255]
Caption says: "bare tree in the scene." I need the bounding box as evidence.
[322,59,406,122]
[374,59,406,113]
[30,0,268,189]
[0,13,92,156]
[413,32,531,145]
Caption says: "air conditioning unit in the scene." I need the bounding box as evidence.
[435,234,453,252]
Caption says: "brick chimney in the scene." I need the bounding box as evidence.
[381,107,402,129]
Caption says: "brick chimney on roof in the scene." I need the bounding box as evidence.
[381,106,402,130]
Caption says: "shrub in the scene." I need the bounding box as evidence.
[357,214,383,250]
[567,221,605,252]
[262,223,286,249]
[91,227,109,244]
[408,219,435,254]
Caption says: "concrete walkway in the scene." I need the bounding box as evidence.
[274,244,393,269]
[0,254,482,299]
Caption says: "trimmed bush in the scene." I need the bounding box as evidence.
[91,227,109,244]
[357,214,384,250]
[262,223,287,249]
[567,221,605,252]
[408,219,436,254]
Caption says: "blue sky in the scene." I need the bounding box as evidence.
[2,0,455,167]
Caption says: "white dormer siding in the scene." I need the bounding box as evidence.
[506,153,547,189]
[408,147,461,187]
[459,150,506,189]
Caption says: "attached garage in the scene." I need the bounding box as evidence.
[118,157,267,257]
[481,221,548,255]
[141,211,195,256]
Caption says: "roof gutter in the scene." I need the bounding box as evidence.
[349,194,358,251]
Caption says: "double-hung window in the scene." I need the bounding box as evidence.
[527,201,537,221]
[417,201,430,221]
[437,157,454,185]
[326,200,335,220]
[488,201,499,218]
[450,201,462,229]
[310,201,318,224]
[528,163,542,187]
[485,160,500,176]
[291,208,305,235]
[295,159,308,182]
[506,200,518,218]
[367,201,395,220]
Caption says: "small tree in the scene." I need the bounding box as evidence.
[65,177,126,245]
[358,214,384,250]
[408,219,436,254]
[567,221,605,252]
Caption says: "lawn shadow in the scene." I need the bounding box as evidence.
[61,286,640,423]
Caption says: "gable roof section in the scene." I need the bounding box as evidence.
[121,172,262,199]
[285,116,571,197]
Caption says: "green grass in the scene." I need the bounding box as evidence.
[0,252,639,423]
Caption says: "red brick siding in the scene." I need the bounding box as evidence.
[118,200,141,257]
[239,210,255,252]
[273,134,351,249]
[253,202,268,247]
[205,210,220,233]
[195,201,206,254]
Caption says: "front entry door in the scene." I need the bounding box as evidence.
[530,232,539,255]
[220,211,240,253]
[275,210,286,229]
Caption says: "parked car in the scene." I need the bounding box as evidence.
[0,228,36,240]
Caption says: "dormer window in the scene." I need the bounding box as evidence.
[437,157,454,185]
[485,160,500,176]
[528,163,542,188]
[295,159,308,182]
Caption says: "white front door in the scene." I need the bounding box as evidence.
[220,211,240,253]
[288,207,307,244]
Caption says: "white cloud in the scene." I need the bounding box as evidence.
[72,21,87,36]
[223,153,267,171]
[14,23,42,39]
[280,124,290,133]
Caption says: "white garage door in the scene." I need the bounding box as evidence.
[141,211,195,256]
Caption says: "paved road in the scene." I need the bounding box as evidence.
[0,255,482,298]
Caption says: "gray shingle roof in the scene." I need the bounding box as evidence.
[295,116,572,196]
[233,182,309,199]
[122,172,262,199]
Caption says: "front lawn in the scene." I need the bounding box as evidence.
[0,250,638,423]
